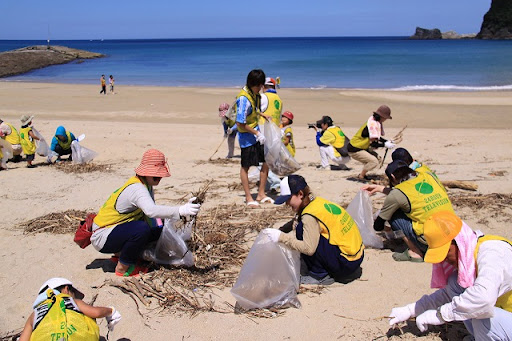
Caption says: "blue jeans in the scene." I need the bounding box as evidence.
[389,210,428,255]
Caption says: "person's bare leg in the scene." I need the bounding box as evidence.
[359,169,368,179]
[256,162,269,201]
[402,236,423,259]
[240,166,253,203]
[115,262,130,274]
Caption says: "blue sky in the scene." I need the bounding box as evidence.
[1,0,491,40]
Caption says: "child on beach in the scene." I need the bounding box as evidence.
[218,102,237,158]
[19,277,121,340]
[109,75,115,94]
[19,114,40,168]
[280,111,295,157]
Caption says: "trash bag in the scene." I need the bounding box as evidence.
[0,139,12,168]
[231,231,301,310]
[262,121,301,176]
[32,128,50,157]
[346,190,383,249]
[71,140,98,164]
[248,166,260,183]
[142,218,194,267]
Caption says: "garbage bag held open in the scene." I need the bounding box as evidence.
[262,121,300,176]
[346,190,383,249]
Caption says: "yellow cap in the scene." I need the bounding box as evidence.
[423,211,462,264]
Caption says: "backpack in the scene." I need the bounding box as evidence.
[73,213,97,249]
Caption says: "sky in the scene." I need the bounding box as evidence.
[0,0,492,40]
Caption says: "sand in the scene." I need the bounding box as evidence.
[1,82,512,340]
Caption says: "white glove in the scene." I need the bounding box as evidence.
[389,303,416,325]
[384,140,396,149]
[179,197,201,217]
[416,309,444,332]
[262,228,281,243]
[256,132,266,145]
[226,126,235,135]
[105,307,121,331]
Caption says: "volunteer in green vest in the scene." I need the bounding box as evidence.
[259,77,282,126]
[314,115,350,170]
[388,212,512,340]
[0,118,22,162]
[50,126,77,161]
[347,105,396,181]
[371,159,455,262]
[263,174,364,285]
[91,149,201,277]
[19,278,121,340]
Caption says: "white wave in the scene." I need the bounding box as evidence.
[310,85,327,90]
[388,84,512,91]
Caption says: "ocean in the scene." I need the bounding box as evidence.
[1,37,511,90]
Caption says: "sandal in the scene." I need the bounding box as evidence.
[246,200,259,208]
[259,197,274,204]
[392,249,424,263]
[115,264,149,277]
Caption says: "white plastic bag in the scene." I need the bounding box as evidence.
[262,121,300,176]
[71,140,98,164]
[346,190,383,249]
[248,166,260,183]
[0,138,12,168]
[142,218,194,267]
[32,128,50,157]
[231,231,301,310]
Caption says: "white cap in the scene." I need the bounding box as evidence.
[38,277,76,294]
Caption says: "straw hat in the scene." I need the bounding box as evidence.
[423,211,462,263]
[20,114,34,126]
[135,149,171,178]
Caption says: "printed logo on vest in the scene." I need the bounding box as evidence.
[273,100,280,110]
[415,181,434,194]
[323,203,342,215]
[338,131,345,137]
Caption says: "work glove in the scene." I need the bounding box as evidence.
[384,140,396,149]
[179,197,201,217]
[416,309,444,332]
[226,126,235,135]
[262,228,281,243]
[389,303,416,325]
[106,307,122,331]
[255,132,266,145]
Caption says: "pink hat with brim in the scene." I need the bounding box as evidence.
[218,102,230,117]
[135,149,171,178]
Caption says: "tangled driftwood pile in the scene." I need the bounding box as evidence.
[51,162,112,174]
[19,210,89,234]
[450,193,512,212]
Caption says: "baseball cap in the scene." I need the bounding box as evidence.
[274,175,308,205]
[385,160,410,179]
[391,147,413,165]
[38,277,84,297]
[265,77,276,86]
[423,211,462,263]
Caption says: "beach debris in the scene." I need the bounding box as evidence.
[450,193,512,211]
[379,125,407,169]
[19,210,89,234]
[208,137,227,161]
[0,329,22,341]
[441,180,478,191]
[51,162,112,174]
[196,158,238,166]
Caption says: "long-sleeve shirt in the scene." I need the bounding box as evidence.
[415,240,512,321]
[90,183,181,250]
[278,215,321,256]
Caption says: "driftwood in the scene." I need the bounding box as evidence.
[442,180,478,191]
[379,125,407,168]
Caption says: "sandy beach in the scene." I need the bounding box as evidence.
[1,82,512,340]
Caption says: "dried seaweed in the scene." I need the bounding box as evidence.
[450,193,512,212]
[51,162,112,174]
[195,158,239,166]
[19,210,89,234]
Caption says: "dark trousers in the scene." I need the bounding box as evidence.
[100,85,106,94]
[54,144,72,159]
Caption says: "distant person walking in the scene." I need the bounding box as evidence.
[109,75,115,94]
[100,75,106,94]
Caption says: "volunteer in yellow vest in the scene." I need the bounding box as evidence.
[50,126,77,161]
[280,111,295,157]
[218,102,237,158]
[0,118,23,162]
[314,115,350,170]
[263,175,364,285]
[19,278,121,340]
[347,105,396,181]
[235,69,272,208]
[372,159,455,262]
[259,77,282,126]
[19,115,40,169]
[388,212,512,340]
[91,149,201,277]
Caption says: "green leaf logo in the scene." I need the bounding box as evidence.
[273,100,280,110]
[338,131,345,137]
[415,181,434,194]
[324,203,342,215]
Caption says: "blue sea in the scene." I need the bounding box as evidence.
[1,37,511,90]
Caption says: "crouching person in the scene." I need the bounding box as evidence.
[264,174,364,285]
[20,278,121,340]
[388,212,512,340]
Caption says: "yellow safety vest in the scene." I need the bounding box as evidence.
[259,91,282,125]
[415,164,447,193]
[322,126,346,158]
[31,289,99,341]
[4,122,21,145]
[302,197,364,261]
[395,172,454,236]
[235,87,261,133]
[282,126,295,157]
[474,235,512,312]
[349,123,370,150]
[93,176,151,229]
[20,126,37,155]
[56,131,73,150]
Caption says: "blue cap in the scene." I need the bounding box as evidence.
[274,175,308,205]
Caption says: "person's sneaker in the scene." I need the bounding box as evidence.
[315,165,330,171]
[300,275,335,285]
[27,164,37,169]
[330,164,350,171]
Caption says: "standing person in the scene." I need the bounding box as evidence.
[313,115,350,170]
[235,69,272,207]
[50,126,76,161]
[280,111,295,157]
[260,77,282,126]
[100,74,106,94]
[109,75,115,94]
[218,102,237,158]
[19,114,40,168]
[0,118,22,162]
[263,175,364,285]
[388,214,512,340]
[19,278,121,340]
[347,105,396,181]
[91,149,201,277]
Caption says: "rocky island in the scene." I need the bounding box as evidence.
[0,45,104,78]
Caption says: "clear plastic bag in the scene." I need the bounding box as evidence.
[71,140,98,164]
[262,121,301,176]
[231,231,301,310]
[346,190,384,249]
[32,128,50,157]
[142,218,194,267]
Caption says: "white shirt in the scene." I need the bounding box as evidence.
[90,183,181,250]
[260,92,269,113]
